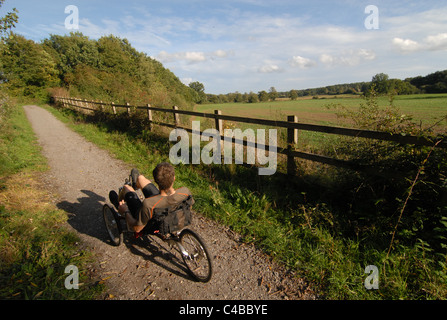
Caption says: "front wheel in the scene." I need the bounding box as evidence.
[179,229,213,282]
[102,204,123,246]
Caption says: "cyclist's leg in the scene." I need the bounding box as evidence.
[130,169,160,198]
[121,189,144,232]
[136,174,158,190]
[136,175,160,198]
[135,175,151,189]
[118,184,134,202]
[141,182,159,198]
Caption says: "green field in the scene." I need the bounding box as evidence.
[195,94,447,130]
[193,94,446,155]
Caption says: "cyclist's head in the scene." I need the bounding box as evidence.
[153,162,175,190]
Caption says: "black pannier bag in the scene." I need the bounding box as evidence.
[151,195,193,235]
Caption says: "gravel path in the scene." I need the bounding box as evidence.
[23,105,315,300]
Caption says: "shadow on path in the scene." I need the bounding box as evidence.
[57,189,109,244]
[57,189,194,281]
[124,236,193,282]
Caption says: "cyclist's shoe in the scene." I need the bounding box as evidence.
[130,168,140,189]
[108,190,120,209]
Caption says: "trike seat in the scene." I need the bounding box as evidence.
[140,195,194,236]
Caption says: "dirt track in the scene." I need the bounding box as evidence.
[23,105,315,300]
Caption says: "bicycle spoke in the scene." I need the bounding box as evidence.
[179,229,212,282]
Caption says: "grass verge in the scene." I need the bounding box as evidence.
[0,99,104,299]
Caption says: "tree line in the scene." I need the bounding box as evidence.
[202,70,447,104]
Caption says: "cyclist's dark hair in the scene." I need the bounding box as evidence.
[153,162,175,191]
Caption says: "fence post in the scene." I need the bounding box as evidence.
[111,102,116,115]
[214,110,222,134]
[214,110,223,156]
[84,99,88,113]
[147,104,153,131]
[287,115,298,176]
[172,106,179,127]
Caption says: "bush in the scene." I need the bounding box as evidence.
[323,88,447,282]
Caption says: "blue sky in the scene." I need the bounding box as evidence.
[2,0,447,94]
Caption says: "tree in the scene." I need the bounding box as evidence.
[189,81,204,94]
[258,90,269,102]
[0,0,18,89]
[234,92,243,102]
[388,79,418,95]
[247,91,258,103]
[289,89,298,100]
[269,87,278,101]
[371,73,391,94]
[0,0,18,40]
[189,81,206,104]
[409,70,447,93]
[43,32,100,84]
[1,33,59,98]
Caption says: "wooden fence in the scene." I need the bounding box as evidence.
[53,96,446,176]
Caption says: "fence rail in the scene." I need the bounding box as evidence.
[53,96,446,176]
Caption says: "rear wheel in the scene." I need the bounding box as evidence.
[179,229,212,282]
[102,204,123,246]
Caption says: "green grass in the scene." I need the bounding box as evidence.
[0,103,47,176]
[0,98,104,299]
[44,102,447,300]
[196,94,447,160]
[197,94,447,129]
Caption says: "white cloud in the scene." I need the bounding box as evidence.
[289,56,317,69]
[319,49,376,67]
[156,50,232,64]
[393,33,447,53]
[319,53,335,65]
[258,64,283,73]
[425,33,447,51]
[357,49,376,61]
[213,49,231,58]
[393,38,421,53]
[184,51,207,63]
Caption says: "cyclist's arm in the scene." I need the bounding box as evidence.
[118,201,145,233]
[126,213,144,233]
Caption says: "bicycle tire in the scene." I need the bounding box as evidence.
[179,229,213,282]
[102,204,123,246]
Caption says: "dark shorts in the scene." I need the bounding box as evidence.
[124,183,159,219]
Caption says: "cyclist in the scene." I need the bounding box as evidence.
[109,162,194,233]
